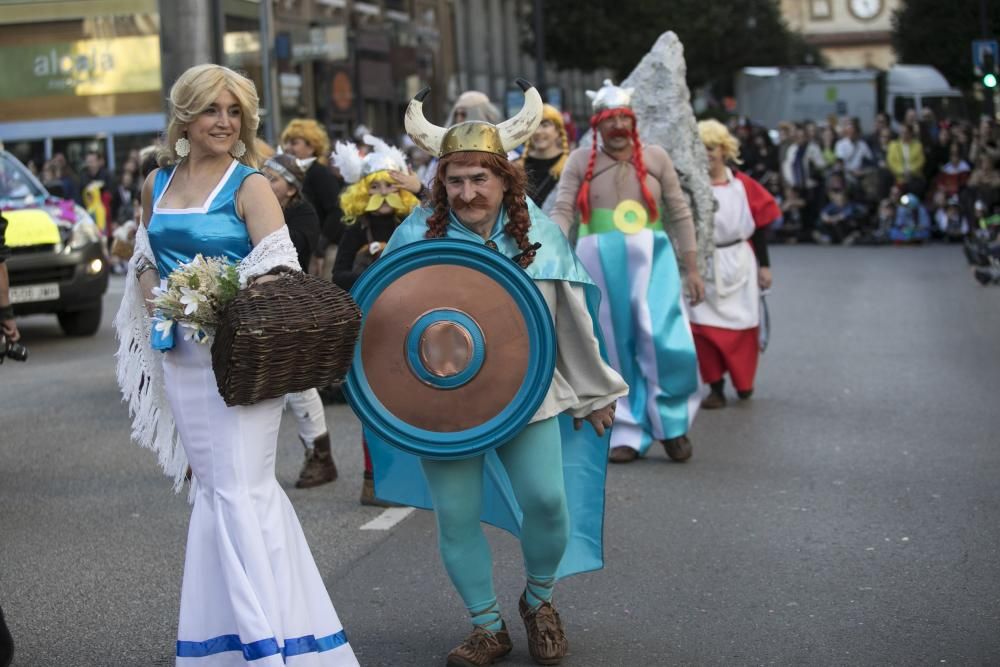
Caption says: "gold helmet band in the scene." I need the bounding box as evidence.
[405,79,543,158]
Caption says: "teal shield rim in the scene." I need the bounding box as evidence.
[345,238,556,460]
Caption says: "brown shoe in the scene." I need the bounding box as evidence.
[360,476,402,507]
[662,435,693,462]
[701,391,727,410]
[519,594,568,665]
[295,434,338,488]
[446,623,512,667]
[608,446,638,463]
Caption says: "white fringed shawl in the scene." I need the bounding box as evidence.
[113,224,300,492]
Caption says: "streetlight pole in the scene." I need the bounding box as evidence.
[259,0,277,144]
[982,0,995,118]
[532,0,546,98]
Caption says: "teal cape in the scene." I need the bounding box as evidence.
[367,199,612,578]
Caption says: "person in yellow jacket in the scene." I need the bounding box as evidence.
[886,124,925,191]
[82,180,107,234]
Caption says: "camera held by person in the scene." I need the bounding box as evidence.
[0,331,27,364]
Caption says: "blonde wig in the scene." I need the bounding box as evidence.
[339,171,421,224]
[446,91,502,126]
[698,119,742,165]
[280,119,331,165]
[524,104,569,179]
[160,64,262,168]
[255,138,275,160]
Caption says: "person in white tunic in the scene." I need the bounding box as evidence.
[114,64,358,666]
[690,120,780,410]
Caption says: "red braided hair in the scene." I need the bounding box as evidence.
[425,151,536,268]
[576,108,659,224]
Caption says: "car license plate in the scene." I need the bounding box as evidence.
[9,283,60,304]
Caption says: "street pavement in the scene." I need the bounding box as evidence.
[1,244,999,666]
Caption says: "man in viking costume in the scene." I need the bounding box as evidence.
[549,79,704,465]
[364,80,627,666]
[329,134,422,505]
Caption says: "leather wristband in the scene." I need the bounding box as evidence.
[0,304,14,321]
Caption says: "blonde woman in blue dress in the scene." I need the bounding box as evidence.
[114,64,358,666]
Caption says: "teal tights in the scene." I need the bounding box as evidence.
[420,417,569,628]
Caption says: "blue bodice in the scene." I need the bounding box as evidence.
[148,160,257,278]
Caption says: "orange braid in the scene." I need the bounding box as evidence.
[575,123,601,224]
[629,125,659,222]
[503,188,535,268]
[425,172,451,239]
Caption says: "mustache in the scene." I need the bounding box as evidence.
[608,129,631,139]
[364,192,406,212]
[451,195,493,212]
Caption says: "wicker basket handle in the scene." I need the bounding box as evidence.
[248,265,298,286]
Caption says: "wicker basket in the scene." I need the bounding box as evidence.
[211,271,361,406]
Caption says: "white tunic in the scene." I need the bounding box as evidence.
[689,171,760,330]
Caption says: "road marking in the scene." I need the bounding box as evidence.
[360,507,415,530]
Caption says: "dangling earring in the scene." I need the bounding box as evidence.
[231,139,247,159]
[175,136,190,158]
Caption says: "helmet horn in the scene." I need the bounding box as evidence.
[404,87,448,158]
[497,79,543,152]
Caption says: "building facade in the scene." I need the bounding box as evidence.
[0,0,613,172]
[781,0,901,69]
[0,0,165,172]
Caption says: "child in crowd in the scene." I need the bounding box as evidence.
[934,195,969,242]
[889,193,931,244]
[816,183,862,245]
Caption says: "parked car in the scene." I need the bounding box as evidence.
[1,150,108,336]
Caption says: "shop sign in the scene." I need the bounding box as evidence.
[0,35,161,99]
[224,31,261,68]
[280,72,303,108]
[292,27,347,62]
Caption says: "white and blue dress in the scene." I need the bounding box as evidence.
[117,159,358,666]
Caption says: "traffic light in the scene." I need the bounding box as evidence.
[983,52,998,89]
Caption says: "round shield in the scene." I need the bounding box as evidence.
[344,238,556,460]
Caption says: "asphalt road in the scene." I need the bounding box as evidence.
[1,244,999,666]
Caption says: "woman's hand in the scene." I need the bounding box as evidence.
[389,169,423,195]
[685,268,705,306]
[138,267,160,316]
[574,403,616,437]
[1,316,19,343]
[758,266,773,290]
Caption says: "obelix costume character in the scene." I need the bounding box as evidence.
[549,79,702,464]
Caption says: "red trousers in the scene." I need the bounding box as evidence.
[691,323,759,392]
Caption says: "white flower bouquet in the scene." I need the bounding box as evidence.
[151,254,241,344]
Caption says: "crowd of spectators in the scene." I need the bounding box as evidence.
[22,146,159,273]
[13,105,1000,285]
[731,110,1000,250]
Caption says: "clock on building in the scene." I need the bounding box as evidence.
[848,0,883,20]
